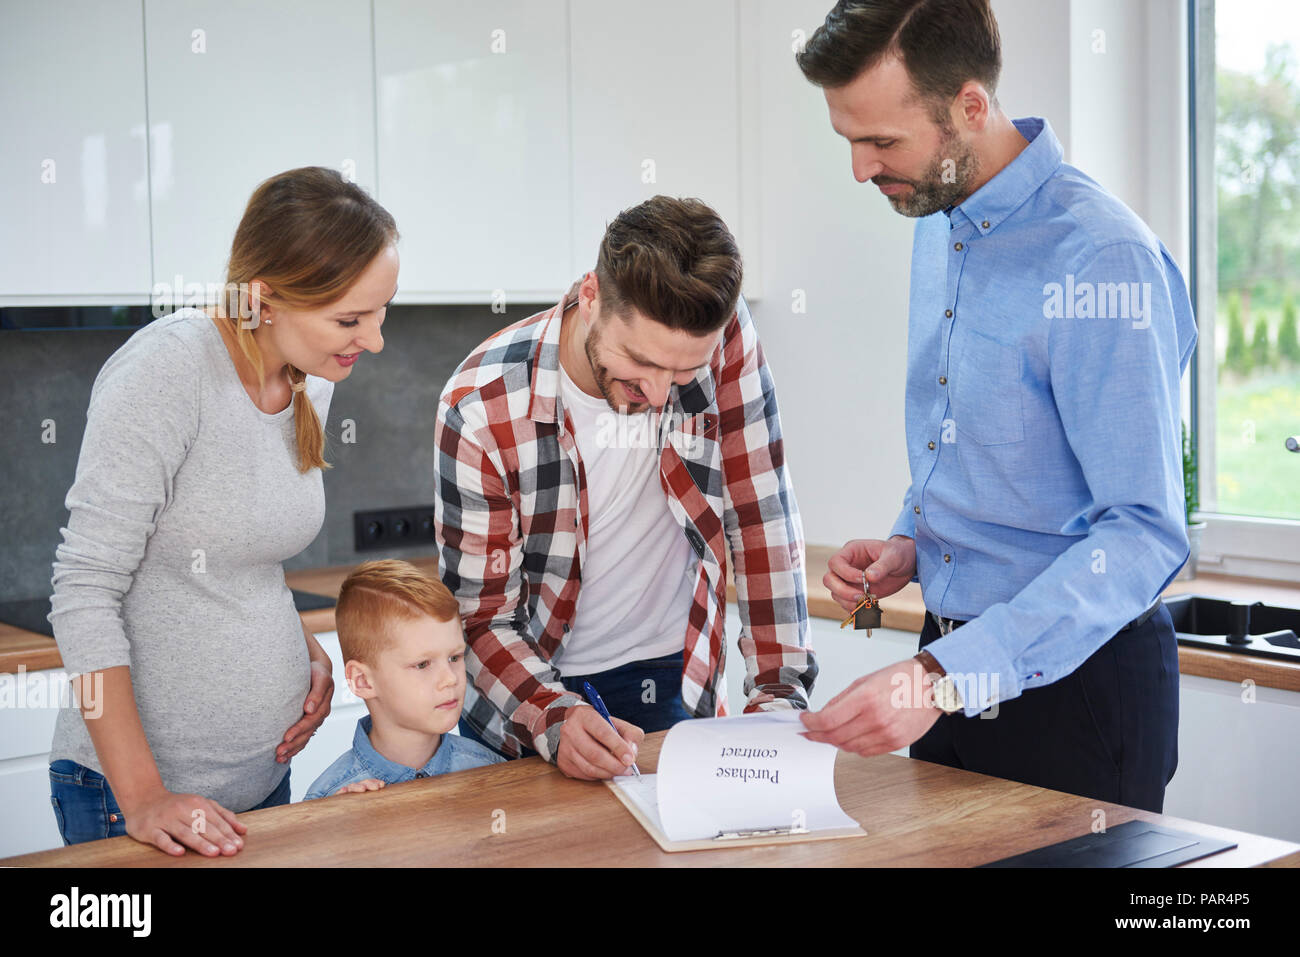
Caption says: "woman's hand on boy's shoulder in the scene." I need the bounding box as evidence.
[334,778,387,796]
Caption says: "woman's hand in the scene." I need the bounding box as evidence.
[75,668,248,857]
[277,658,333,762]
[121,786,248,857]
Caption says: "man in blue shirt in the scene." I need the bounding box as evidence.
[795,0,1196,813]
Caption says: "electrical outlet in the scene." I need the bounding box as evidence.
[353,505,439,553]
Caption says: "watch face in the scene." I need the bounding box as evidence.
[935,677,962,713]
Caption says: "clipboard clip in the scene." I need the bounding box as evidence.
[714,824,810,841]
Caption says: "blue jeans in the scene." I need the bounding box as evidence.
[459,650,695,759]
[48,760,291,846]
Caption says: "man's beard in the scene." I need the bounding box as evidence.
[876,120,980,218]
[583,320,649,414]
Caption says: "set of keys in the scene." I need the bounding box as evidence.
[839,569,883,635]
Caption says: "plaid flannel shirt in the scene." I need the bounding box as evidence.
[434,279,816,761]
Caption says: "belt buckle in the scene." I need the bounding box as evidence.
[932,612,957,636]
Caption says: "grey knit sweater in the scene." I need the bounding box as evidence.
[48,308,333,811]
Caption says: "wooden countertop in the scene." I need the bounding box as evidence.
[4,728,1294,868]
[5,547,1298,691]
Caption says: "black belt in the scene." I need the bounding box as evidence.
[930,599,1163,637]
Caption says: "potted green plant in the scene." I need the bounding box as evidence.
[1178,421,1208,580]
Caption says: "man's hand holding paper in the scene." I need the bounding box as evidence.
[799,660,942,758]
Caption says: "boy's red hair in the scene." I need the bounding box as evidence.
[335,559,459,666]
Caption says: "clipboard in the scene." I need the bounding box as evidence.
[604,773,867,853]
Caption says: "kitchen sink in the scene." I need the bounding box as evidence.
[1165,594,1300,662]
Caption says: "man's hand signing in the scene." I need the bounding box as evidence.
[556,706,644,780]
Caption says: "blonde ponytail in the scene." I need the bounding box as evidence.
[288,365,327,473]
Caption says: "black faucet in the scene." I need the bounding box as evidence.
[1226,601,1263,645]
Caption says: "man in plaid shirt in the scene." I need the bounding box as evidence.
[434,197,817,780]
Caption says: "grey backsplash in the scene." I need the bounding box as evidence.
[0,303,548,603]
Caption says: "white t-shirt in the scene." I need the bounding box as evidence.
[552,359,697,676]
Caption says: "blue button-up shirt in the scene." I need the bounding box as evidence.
[888,116,1197,717]
[304,714,505,800]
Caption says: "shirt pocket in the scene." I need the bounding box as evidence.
[951,329,1025,446]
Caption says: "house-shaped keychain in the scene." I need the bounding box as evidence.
[840,593,882,636]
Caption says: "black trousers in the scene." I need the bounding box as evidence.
[910,604,1180,813]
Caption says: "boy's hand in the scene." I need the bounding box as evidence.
[334,778,387,795]
[556,706,644,780]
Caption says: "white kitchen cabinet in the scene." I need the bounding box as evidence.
[0,667,75,857]
[3,2,759,307]
[0,0,152,303]
[1164,674,1300,844]
[0,762,68,858]
[374,0,571,302]
[568,0,743,281]
[143,0,376,297]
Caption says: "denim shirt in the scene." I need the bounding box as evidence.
[304,714,505,800]
[888,116,1197,716]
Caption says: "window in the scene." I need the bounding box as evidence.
[1191,0,1300,578]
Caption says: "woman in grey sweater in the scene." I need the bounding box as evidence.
[47,167,399,857]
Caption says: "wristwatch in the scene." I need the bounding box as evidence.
[916,649,963,714]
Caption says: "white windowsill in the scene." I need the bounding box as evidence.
[1195,513,1300,582]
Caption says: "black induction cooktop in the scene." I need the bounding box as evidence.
[0,590,336,638]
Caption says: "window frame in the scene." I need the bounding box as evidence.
[1188,0,1300,581]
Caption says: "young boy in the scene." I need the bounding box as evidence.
[304,559,504,800]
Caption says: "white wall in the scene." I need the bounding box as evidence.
[743,0,1075,551]
[1070,0,1148,211]
[742,0,913,553]
[1070,0,1190,266]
